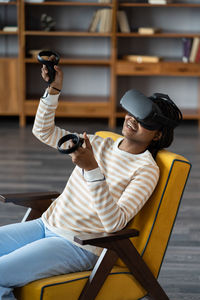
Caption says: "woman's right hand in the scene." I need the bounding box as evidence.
[41,61,63,95]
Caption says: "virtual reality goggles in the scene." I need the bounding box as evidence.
[120,89,181,130]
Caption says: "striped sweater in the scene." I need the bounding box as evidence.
[32,92,160,255]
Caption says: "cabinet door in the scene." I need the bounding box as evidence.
[0,58,19,114]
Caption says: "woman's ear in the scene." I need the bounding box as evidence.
[153,131,162,142]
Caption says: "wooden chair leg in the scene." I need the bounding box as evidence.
[78,248,118,300]
[112,239,169,300]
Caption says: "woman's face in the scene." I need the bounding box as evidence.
[122,114,162,149]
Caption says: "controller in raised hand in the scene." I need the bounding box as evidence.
[37,50,60,84]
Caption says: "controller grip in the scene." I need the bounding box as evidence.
[46,64,56,84]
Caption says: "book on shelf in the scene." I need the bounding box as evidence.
[123,55,161,63]
[25,0,45,3]
[117,10,130,33]
[148,0,172,4]
[194,41,200,63]
[182,38,192,63]
[98,0,111,3]
[138,27,161,35]
[99,9,113,33]
[189,37,200,63]
[88,10,101,32]
[2,26,18,32]
[88,9,112,33]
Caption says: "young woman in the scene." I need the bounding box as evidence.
[0,65,182,300]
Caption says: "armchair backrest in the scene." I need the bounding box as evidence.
[95,131,191,278]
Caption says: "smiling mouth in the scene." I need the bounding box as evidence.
[126,120,138,131]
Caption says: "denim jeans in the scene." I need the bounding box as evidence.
[0,218,98,300]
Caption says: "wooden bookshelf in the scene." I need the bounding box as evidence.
[17,0,117,127]
[1,0,200,128]
[116,1,200,127]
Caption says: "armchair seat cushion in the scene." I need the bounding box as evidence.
[15,266,146,300]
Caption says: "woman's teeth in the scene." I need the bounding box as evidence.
[127,121,136,130]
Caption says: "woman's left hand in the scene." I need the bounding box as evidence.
[70,132,98,171]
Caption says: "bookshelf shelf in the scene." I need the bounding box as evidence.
[25,57,111,65]
[25,1,113,7]
[0,1,17,5]
[0,31,18,35]
[119,3,200,8]
[24,98,110,118]
[117,32,200,38]
[25,30,112,37]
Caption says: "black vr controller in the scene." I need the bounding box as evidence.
[57,134,84,155]
[37,50,60,84]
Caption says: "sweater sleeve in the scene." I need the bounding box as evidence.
[86,164,159,233]
[32,93,67,149]
[32,93,94,149]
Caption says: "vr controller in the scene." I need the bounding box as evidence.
[57,134,84,154]
[37,50,60,84]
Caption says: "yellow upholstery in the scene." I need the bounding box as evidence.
[15,131,191,300]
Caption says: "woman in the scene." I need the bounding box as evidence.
[0,64,182,300]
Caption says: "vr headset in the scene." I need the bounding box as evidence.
[120,89,182,130]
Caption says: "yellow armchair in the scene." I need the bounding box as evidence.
[0,131,191,300]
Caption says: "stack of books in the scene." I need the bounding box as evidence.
[123,55,161,63]
[117,11,130,33]
[88,9,112,33]
[182,37,200,63]
[2,26,18,32]
[88,9,131,33]
[138,27,161,35]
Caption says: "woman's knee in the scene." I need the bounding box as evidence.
[0,219,45,257]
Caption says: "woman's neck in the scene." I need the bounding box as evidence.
[118,138,147,155]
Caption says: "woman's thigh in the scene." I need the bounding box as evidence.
[0,218,45,256]
[0,234,98,288]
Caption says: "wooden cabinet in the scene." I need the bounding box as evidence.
[1,1,200,128]
[0,0,20,116]
[0,58,19,114]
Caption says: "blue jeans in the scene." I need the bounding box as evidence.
[0,218,98,300]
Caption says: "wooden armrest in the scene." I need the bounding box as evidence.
[0,191,60,212]
[74,228,139,247]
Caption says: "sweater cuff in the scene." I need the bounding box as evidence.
[84,167,105,182]
[41,89,60,106]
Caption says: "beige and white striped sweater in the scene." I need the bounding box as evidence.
[32,93,159,255]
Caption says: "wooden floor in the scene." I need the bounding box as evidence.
[0,116,200,300]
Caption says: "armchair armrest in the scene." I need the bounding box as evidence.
[74,228,139,247]
[0,191,60,212]
[75,228,140,300]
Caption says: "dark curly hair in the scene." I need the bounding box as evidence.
[147,93,182,158]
